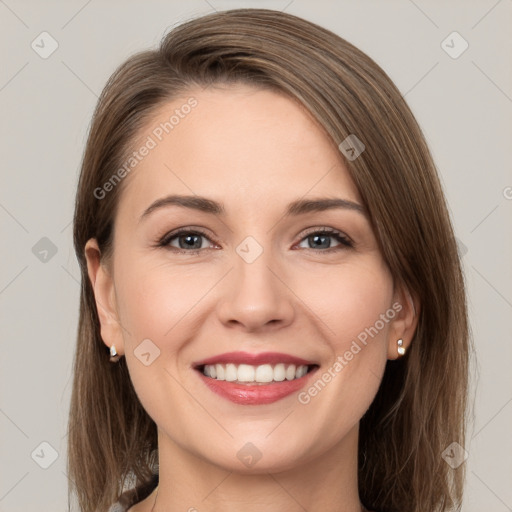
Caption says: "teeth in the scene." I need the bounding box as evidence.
[285,364,296,380]
[255,364,273,383]
[273,363,285,381]
[215,364,225,380]
[237,364,255,382]
[296,365,308,378]
[225,363,237,382]
[202,363,310,383]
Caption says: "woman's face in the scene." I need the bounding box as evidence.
[87,84,413,473]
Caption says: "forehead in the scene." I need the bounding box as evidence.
[117,84,361,221]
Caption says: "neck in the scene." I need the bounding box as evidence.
[149,424,364,512]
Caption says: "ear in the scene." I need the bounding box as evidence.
[84,238,125,356]
[386,281,420,360]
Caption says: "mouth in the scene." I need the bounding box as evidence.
[197,362,317,384]
[192,352,319,405]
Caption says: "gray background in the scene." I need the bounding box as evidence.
[1,0,511,510]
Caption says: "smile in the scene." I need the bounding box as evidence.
[193,351,319,405]
[202,363,310,383]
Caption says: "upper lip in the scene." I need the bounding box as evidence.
[193,351,317,368]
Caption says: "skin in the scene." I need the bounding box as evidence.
[85,84,418,512]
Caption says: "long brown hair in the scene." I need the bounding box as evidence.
[68,8,470,512]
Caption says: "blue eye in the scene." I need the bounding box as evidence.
[159,229,214,253]
[297,229,353,251]
[157,227,353,254]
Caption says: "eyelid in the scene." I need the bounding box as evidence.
[157,226,218,249]
[298,226,353,244]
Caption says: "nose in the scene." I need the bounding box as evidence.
[215,245,295,332]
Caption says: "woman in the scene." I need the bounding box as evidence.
[68,8,469,512]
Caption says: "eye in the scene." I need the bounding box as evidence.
[156,226,353,254]
[158,228,217,254]
[296,228,353,251]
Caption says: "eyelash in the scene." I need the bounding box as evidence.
[156,227,354,255]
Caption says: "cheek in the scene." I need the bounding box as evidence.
[295,257,394,351]
[290,263,393,444]
[112,259,207,429]
[114,258,208,347]
[294,258,393,414]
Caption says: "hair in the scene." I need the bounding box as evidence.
[68,8,470,512]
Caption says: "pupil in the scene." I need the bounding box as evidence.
[181,234,201,249]
[311,234,330,249]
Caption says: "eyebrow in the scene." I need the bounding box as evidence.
[138,194,367,223]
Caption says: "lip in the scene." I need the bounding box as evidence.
[193,351,319,405]
[197,371,318,405]
[192,351,316,368]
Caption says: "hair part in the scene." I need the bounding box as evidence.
[69,8,470,512]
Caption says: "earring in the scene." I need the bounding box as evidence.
[109,344,121,362]
[397,338,406,356]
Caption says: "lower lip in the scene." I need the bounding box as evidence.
[196,367,318,405]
